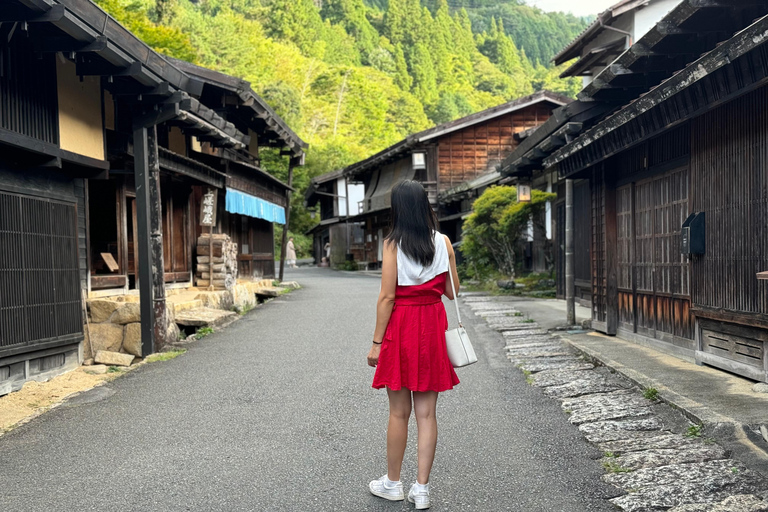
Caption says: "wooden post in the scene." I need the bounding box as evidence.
[133,102,178,357]
[344,176,351,257]
[133,123,157,357]
[147,126,168,353]
[279,156,298,282]
[604,169,619,335]
[565,179,575,326]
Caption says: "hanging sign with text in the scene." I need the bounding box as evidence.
[200,189,218,227]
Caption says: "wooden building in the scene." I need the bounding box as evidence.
[501,0,768,307]
[539,2,768,383]
[304,170,365,267]
[0,0,305,395]
[335,91,569,268]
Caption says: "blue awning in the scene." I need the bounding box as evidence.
[225,189,286,225]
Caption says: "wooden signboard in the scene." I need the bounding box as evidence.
[100,252,119,272]
[200,189,217,227]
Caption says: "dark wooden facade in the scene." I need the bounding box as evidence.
[0,0,304,395]
[339,92,569,267]
[547,14,768,381]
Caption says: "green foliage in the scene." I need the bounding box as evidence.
[462,186,555,279]
[686,424,703,438]
[194,327,214,340]
[643,388,659,401]
[145,349,187,362]
[98,0,589,247]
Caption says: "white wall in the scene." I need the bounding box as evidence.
[634,0,682,40]
[336,177,364,216]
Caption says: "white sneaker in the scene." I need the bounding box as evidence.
[369,475,405,501]
[408,483,430,509]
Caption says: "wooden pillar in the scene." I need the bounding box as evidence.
[133,123,157,357]
[147,127,168,352]
[604,169,619,335]
[565,179,575,326]
[279,156,298,282]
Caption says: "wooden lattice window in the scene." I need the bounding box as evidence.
[0,192,81,351]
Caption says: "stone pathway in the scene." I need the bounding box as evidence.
[462,293,768,512]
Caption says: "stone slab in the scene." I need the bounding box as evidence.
[461,296,518,303]
[607,445,728,471]
[467,302,521,310]
[603,460,764,491]
[94,350,135,367]
[502,329,549,338]
[668,495,768,512]
[255,287,282,298]
[531,369,597,387]
[544,375,625,399]
[611,483,768,512]
[505,342,563,351]
[579,418,666,443]
[83,364,108,375]
[599,433,703,455]
[174,308,237,327]
[518,360,594,373]
[562,390,653,425]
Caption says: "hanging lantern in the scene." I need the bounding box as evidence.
[517,181,532,203]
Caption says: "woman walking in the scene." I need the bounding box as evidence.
[366,180,460,510]
[286,237,297,268]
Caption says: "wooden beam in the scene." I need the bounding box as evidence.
[34,35,107,53]
[0,5,64,22]
[604,170,619,335]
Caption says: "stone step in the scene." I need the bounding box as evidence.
[174,307,237,328]
[255,287,283,298]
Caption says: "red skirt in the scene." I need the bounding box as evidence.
[372,272,460,392]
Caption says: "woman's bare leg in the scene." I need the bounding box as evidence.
[386,387,412,481]
[413,390,438,484]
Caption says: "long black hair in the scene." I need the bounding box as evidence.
[386,180,438,266]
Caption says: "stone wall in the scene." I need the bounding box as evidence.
[84,297,179,360]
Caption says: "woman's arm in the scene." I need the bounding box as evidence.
[367,240,397,367]
[443,235,460,300]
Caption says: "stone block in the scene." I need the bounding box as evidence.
[111,303,141,325]
[544,375,625,399]
[122,323,143,357]
[518,359,594,373]
[87,322,124,354]
[753,383,768,393]
[166,321,181,344]
[600,433,701,455]
[532,369,596,387]
[607,445,728,471]
[83,364,108,375]
[579,418,666,443]
[82,358,94,366]
[277,281,300,289]
[94,350,135,367]
[89,300,121,323]
[562,390,653,425]
[669,495,768,512]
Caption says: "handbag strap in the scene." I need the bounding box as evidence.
[448,266,462,327]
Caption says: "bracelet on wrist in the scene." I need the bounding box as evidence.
[372,340,382,345]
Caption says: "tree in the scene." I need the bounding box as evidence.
[462,186,555,279]
[321,0,380,63]
[392,44,412,90]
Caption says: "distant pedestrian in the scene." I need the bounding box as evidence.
[366,180,460,510]
[286,237,297,268]
[324,241,331,260]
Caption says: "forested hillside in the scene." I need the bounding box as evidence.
[95,0,588,243]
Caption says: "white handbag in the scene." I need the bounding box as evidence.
[445,269,477,368]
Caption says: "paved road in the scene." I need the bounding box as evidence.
[0,268,617,511]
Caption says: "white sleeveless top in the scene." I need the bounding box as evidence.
[397,231,450,286]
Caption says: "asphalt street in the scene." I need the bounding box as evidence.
[0,268,617,511]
